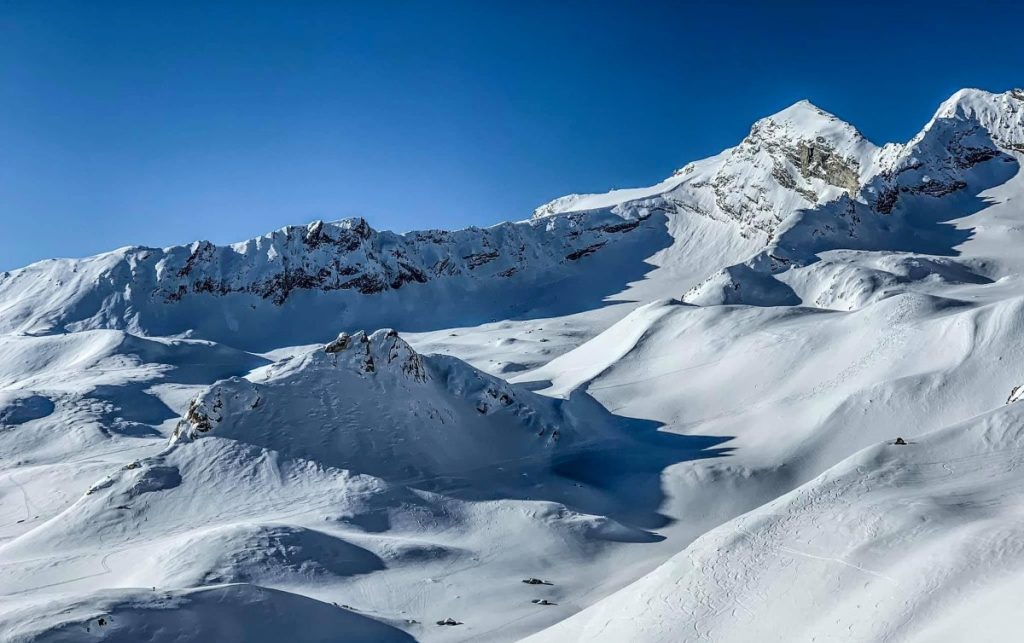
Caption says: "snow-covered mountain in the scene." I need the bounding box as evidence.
[1,87,1023,642]
[0,211,666,348]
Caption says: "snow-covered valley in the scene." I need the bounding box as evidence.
[2,87,1024,641]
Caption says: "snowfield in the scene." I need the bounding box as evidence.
[1,87,1023,642]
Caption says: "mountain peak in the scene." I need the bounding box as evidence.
[770,98,827,119]
[922,88,1024,150]
[704,99,881,236]
[750,99,872,151]
[933,87,1015,118]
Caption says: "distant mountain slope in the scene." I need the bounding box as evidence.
[2,89,1020,350]
[0,211,668,348]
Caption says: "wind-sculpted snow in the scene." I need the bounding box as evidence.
[2,87,1024,641]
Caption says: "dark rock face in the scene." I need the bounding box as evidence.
[463,250,500,269]
[789,140,861,196]
[322,330,426,380]
[599,219,643,233]
[177,241,216,278]
[566,242,607,261]
[323,333,351,354]
[872,186,900,214]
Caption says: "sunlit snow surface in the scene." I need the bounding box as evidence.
[1,88,1024,642]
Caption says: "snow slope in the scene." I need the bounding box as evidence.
[0,330,689,642]
[527,399,1024,643]
[1,87,1023,641]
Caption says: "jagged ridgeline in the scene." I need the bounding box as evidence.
[0,212,664,347]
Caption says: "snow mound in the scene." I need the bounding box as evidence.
[0,584,412,643]
[519,299,686,397]
[137,523,384,588]
[682,263,800,307]
[780,253,991,311]
[172,329,612,478]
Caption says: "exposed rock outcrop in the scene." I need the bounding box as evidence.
[322,330,428,382]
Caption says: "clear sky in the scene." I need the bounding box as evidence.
[2,1,1022,270]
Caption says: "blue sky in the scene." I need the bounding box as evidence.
[2,0,1022,270]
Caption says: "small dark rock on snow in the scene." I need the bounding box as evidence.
[522,578,553,585]
[894,437,908,445]
[436,617,462,626]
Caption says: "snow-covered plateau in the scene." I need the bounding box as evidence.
[2,87,1024,642]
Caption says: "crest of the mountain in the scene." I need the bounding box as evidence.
[685,89,1024,308]
[159,212,649,304]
